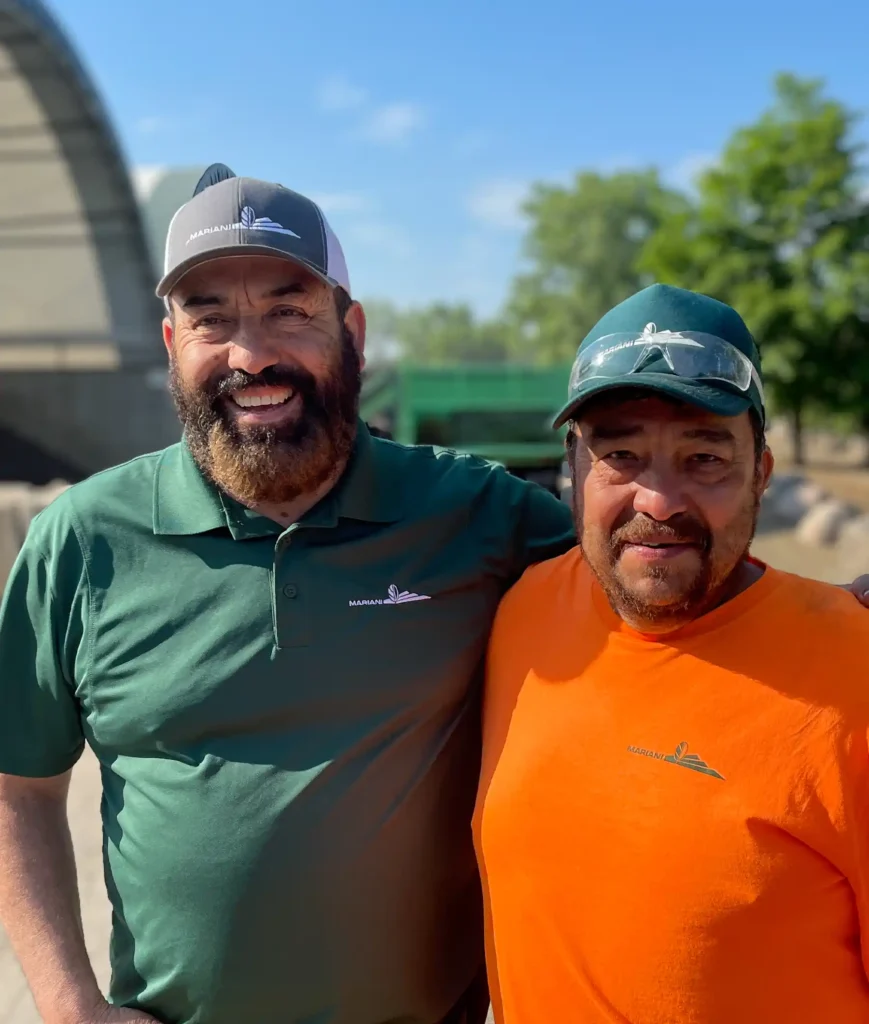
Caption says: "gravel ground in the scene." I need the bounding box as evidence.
[752,529,849,583]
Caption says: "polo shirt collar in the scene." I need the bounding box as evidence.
[152,421,403,538]
[328,422,404,525]
[152,442,227,536]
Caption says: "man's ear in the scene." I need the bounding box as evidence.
[566,427,578,489]
[759,446,775,493]
[345,301,367,370]
[162,315,174,357]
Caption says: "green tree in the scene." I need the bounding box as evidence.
[506,170,689,365]
[359,299,402,365]
[642,73,869,464]
[362,300,511,365]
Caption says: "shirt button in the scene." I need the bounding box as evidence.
[282,584,298,599]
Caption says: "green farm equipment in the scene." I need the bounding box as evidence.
[361,363,572,494]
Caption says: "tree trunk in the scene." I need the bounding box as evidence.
[790,404,805,466]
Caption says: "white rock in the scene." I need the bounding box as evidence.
[763,475,828,527]
[795,499,856,547]
[837,514,869,547]
[834,515,869,580]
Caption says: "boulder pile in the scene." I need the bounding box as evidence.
[761,473,860,543]
[761,471,869,576]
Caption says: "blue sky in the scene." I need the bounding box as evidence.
[56,0,869,316]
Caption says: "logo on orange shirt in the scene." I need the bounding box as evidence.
[628,741,725,781]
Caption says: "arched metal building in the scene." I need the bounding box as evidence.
[0,0,179,482]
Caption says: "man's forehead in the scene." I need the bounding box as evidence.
[578,394,742,439]
[173,256,324,306]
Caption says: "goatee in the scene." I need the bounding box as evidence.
[576,482,763,631]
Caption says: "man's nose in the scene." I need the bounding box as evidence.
[226,318,281,376]
[631,466,689,521]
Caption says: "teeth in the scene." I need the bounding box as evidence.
[233,391,293,409]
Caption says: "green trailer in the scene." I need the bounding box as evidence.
[360,363,573,494]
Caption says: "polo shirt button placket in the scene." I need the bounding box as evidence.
[273,530,311,649]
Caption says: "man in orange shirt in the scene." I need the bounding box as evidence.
[474,283,869,1024]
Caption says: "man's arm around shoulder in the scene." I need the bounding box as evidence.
[509,474,574,577]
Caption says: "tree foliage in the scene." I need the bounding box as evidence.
[360,300,510,365]
[359,74,869,462]
[641,73,869,461]
[505,170,689,364]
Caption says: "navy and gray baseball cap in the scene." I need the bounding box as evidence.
[552,284,765,429]
[156,167,351,299]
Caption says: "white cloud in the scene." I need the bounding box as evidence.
[317,76,368,112]
[131,165,167,200]
[359,102,425,145]
[665,152,718,193]
[136,116,167,136]
[317,77,425,147]
[308,192,370,215]
[466,179,530,231]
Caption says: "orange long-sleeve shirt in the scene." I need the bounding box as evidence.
[474,547,869,1024]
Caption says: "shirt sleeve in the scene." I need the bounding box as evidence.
[510,477,575,578]
[0,500,88,778]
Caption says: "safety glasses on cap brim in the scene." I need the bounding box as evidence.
[569,322,765,406]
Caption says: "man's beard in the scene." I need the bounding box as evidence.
[169,333,361,507]
[576,480,763,631]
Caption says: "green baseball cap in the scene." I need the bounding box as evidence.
[552,284,765,429]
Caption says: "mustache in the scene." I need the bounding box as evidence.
[610,514,711,551]
[209,364,319,401]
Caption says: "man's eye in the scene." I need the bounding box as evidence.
[604,450,637,462]
[690,453,724,465]
[274,306,307,319]
[196,315,227,328]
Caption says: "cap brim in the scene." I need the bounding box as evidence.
[156,243,338,299]
[551,373,752,429]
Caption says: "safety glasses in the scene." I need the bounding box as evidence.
[569,322,764,405]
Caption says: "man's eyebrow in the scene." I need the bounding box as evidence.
[681,427,736,444]
[180,282,308,310]
[265,283,308,299]
[587,424,644,443]
[181,293,224,309]
[585,424,737,444]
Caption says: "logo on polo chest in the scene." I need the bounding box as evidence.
[628,741,725,780]
[349,584,431,607]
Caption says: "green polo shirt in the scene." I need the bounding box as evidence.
[0,424,573,1024]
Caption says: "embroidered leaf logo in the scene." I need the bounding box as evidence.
[387,585,400,603]
[674,742,688,761]
[241,206,256,228]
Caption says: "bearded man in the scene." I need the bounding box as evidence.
[0,168,576,1024]
[475,285,869,1024]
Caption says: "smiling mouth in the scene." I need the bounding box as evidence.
[620,540,701,559]
[630,542,693,548]
[230,387,296,410]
